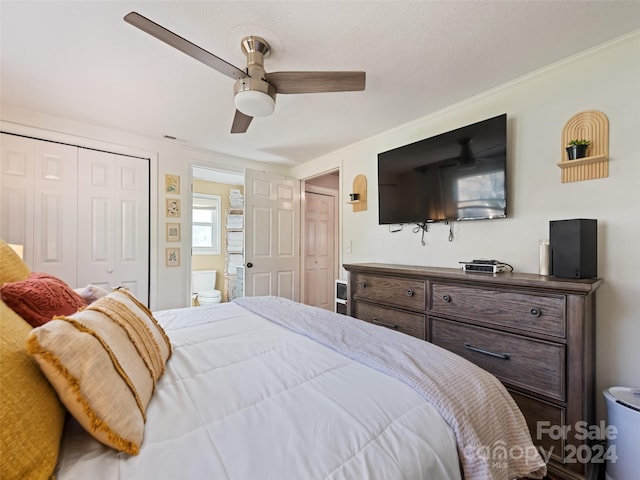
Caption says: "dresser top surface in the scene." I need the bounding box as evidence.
[343,263,603,294]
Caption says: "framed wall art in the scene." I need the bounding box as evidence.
[165,174,180,194]
[166,223,181,242]
[165,247,180,267]
[166,198,181,217]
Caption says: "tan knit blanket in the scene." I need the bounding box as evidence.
[235,296,547,480]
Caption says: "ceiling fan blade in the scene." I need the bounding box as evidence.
[264,71,365,94]
[124,12,247,81]
[231,110,253,134]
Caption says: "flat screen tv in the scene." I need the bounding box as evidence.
[378,114,507,225]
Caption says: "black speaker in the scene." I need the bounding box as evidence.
[549,219,597,279]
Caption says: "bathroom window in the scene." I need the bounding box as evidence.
[192,193,221,255]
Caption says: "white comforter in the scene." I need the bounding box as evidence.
[56,302,461,480]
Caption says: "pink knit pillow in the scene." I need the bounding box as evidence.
[1,272,87,327]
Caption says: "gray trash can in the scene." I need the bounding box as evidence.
[603,387,640,480]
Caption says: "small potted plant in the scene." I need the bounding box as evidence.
[566,139,591,160]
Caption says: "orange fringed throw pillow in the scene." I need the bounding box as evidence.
[27,288,172,455]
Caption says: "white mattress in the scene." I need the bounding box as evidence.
[56,302,461,480]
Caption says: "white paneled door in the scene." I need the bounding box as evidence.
[77,149,149,304]
[304,190,335,310]
[244,168,300,300]
[0,133,149,305]
[0,134,78,285]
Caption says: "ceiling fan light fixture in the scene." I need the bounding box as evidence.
[234,89,275,117]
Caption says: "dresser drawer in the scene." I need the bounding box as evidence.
[352,274,425,310]
[431,317,565,401]
[510,391,566,464]
[354,301,426,340]
[430,283,566,337]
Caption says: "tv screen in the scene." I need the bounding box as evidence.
[378,114,507,225]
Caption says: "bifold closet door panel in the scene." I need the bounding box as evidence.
[77,149,149,304]
[0,133,78,286]
[0,134,34,255]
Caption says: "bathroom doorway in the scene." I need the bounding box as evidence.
[191,166,244,304]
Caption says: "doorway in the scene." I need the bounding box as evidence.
[190,166,244,304]
[188,165,338,309]
[302,170,339,311]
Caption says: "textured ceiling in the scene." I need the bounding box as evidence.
[1,1,639,167]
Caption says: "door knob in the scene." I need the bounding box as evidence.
[246,262,253,268]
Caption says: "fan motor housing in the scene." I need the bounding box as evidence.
[234,35,276,116]
[234,77,276,99]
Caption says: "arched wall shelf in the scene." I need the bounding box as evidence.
[558,110,609,183]
[347,174,367,212]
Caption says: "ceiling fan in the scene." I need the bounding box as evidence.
[124,12,366,134]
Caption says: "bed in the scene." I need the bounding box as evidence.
[0,240,546,480]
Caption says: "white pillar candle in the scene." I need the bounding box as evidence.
[539,240,550,276]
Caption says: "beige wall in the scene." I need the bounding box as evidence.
[292,32,640,418]
[192,179,244,301]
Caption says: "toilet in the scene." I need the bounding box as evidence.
[191,270,222,305]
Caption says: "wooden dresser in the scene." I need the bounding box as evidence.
[344,263,602,480]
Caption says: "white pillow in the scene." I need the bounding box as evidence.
[73,284,110,304]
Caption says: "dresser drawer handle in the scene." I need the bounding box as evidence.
[529,307,541,317]
[406,289,414,297]
[358,282,366,289]
[442,294,451,303]
[373,318,399,330]
[464,342,511,360]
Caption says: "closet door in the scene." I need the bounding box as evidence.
[304,189,335,310]
[0,134,78,285]
[1,134,35,258]
[77,149,149,304]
